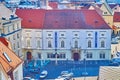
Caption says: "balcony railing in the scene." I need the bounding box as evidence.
[71,47,81,53]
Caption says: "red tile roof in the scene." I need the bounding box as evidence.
[44,10,110,29]
[0,37,8,46]
[49,2,58,9]
[16,9,45,29]
[113,12,120,22]
[16,9,110,29]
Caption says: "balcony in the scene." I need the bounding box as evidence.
[71,47,81,53]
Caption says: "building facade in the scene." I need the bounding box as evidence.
[0,3,22,58]
[0,37,23,80]
[16,9,111,61]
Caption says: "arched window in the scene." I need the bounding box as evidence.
[74,40,78,48]
[48,40,52,48]
[61,40,65,48]
[37,40,40,48]
[101,40,105,48]
[100,52,105,59]
[27,39,30,47]
[88,40,91,48]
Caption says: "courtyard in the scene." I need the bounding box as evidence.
[23,60,115,80]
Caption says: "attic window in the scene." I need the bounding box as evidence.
[55,21,58,23]
[75,21,78,23]
[94,20,98,23]
[3,52,11,62]
[28,20,32,22]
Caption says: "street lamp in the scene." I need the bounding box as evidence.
[83,50,88,80]
[55,50,58,65]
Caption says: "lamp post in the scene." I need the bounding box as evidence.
[83,50,88,80]
[55,51,58,65]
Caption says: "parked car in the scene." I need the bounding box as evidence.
[111,57,120,63]
[40,70,48,79]
[23,77,35,80]
[59,71,73,80]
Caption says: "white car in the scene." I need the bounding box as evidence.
[40,70,48,78]
[23,77,35,80]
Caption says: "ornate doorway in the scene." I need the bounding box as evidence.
[27,51,32,60]
[73,53,80,61]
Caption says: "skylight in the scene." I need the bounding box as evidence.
[3,52,11,62]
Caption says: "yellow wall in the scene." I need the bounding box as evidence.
[113,22,120,34]
[103,15,113,28]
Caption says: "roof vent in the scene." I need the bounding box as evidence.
[94,20,98,23]
[3,52,11,62]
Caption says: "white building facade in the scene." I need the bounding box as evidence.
[22,29,111,61]
[0,3,22,58]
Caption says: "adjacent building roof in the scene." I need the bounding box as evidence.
[0,38,22,73]
[49,2,58,9]
[0,37,8,46]
[113,12,120,22]
[16,9,111,29]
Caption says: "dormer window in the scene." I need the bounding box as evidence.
[104,12,107,14]
[3,52,11,62]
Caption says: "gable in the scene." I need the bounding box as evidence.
[100,3,112,15]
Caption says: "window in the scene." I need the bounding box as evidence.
[74,40,78,48]
[74,34,78,36]
[48,40,52,48]
[17,23,19,29]
[88,40,91,48]
[13,43,16,50]
[37,40,40,48]
[13,24,15,30]
[38,53,41,59]
[86,53,92,58]
[101,34,104,36]
[101,40,105,48]
[104,12,107,14]
[14,71,18,80]
[26,39,30,47]
[13,35,15,40]
[48,34,51,36]
[61,34,64,36]
[88,33,91,36]
[8,27,10,33]
[17,42,19,48]
[61,40,65,48]
[47,53,66,59]
[17,33,19,38]
[47,53,54,58]
[100,53,105,59]
[59,53,66,58]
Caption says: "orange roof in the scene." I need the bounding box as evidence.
[112,25,117,30]
[0,41,23,73]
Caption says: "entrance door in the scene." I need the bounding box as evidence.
[73,53,79,61]
[27,51,32,60]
